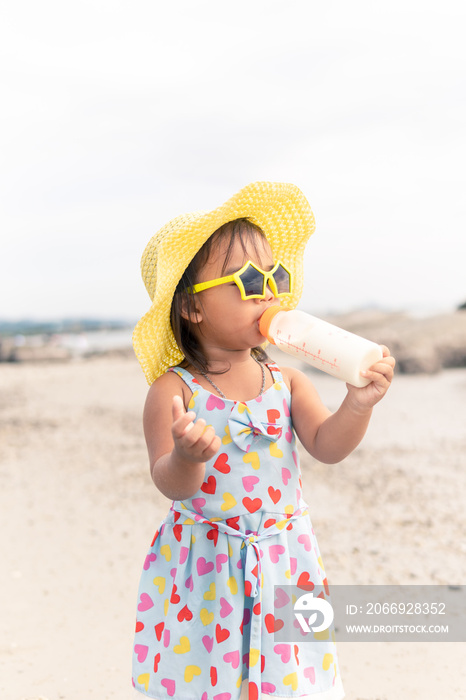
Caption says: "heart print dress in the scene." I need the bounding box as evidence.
[132,362,345,700]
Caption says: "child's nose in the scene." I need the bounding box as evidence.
[263,283,275,301]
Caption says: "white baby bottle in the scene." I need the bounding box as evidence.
[259,306,383,388]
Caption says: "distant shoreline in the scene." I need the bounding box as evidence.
[1,308,466,374]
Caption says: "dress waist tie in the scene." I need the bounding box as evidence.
[169,504,309,700]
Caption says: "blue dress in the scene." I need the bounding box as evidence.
[132,363,345,700]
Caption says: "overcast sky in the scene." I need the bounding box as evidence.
[1,1,465,321]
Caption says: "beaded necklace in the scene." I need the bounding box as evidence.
[201,356,265,400]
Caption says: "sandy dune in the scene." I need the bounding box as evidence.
[1,351,465,699]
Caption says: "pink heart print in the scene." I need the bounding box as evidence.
[223,650,240,668]
[216,553,228,572]
[274,587,290,608]
[242,475,259,492]
[179,546,189,564]
[273,644,291,663]
[262,682,277,693]
[134,644,148,662]
[202,635,214,652]
[197,556,215,575]
[220,597,234,617]
[192,497,206,512]
[161,678,176,696]
[143,553,156,570]
[269,544,286,563]
[298,534,312,551]
[137,592,154,612]
[206,394,225,411]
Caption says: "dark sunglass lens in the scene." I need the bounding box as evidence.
[239,265,264,297]
[273,264,291,293]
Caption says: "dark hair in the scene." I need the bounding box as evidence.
[170,218,269,374]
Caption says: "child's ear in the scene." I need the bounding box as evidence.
[180,297,203,324]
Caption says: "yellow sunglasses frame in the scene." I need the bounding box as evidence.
[188,260,293,301]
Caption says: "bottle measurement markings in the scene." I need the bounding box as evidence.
[276,334,340,370]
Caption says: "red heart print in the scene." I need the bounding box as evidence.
[170,584,181,604]
[268,486,281,504]
[154,652,161,672]
[207,527,219,545]
[151,528,160,546]
[177,604,193,622]
[297,572,314,590]
[249,682,259,700]
[154,622,164,641]
[173,524,183,542]
[226,516,240,530]
[242,497,262,513]
[135,620,144,633]
[215,624,230,643]
[213,453,230,474]
[267,409,280,423]
[210,666,217,686]
[264,518,276,528]
[201,475,217,494]
[265,613,284,633]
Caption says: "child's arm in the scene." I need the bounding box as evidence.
[143,373,221,500]
[286,346,395,464]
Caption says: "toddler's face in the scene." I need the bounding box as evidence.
[191,233,280,351]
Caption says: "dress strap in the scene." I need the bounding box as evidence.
[264,361,285,384]
[167,366,200,393]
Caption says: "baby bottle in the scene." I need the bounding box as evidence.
[259,306,383,388]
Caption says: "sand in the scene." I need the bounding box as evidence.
[1,352,465,700]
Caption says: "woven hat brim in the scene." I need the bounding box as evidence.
[133,181,316,384]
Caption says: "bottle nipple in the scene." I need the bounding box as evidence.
[259,306,283,343]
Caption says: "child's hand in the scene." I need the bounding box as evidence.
[346,345,396,411]
[171,395,221,464]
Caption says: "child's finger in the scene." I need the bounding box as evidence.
[197,424,219,453]
[180,417,207,447]
[172,394,186,421]
[361,358,395,392]
[172,395,196,438]
[180,421,220,459]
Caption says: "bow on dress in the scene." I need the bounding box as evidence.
[227,402,282,453]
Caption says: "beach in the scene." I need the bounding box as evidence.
[1,350,465,700]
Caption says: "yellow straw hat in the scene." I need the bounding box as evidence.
[133,181,316,385]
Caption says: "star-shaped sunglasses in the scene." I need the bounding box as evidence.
[188,260,293,301]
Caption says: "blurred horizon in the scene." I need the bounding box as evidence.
[1,1,465,321]
[1,296,464,329]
